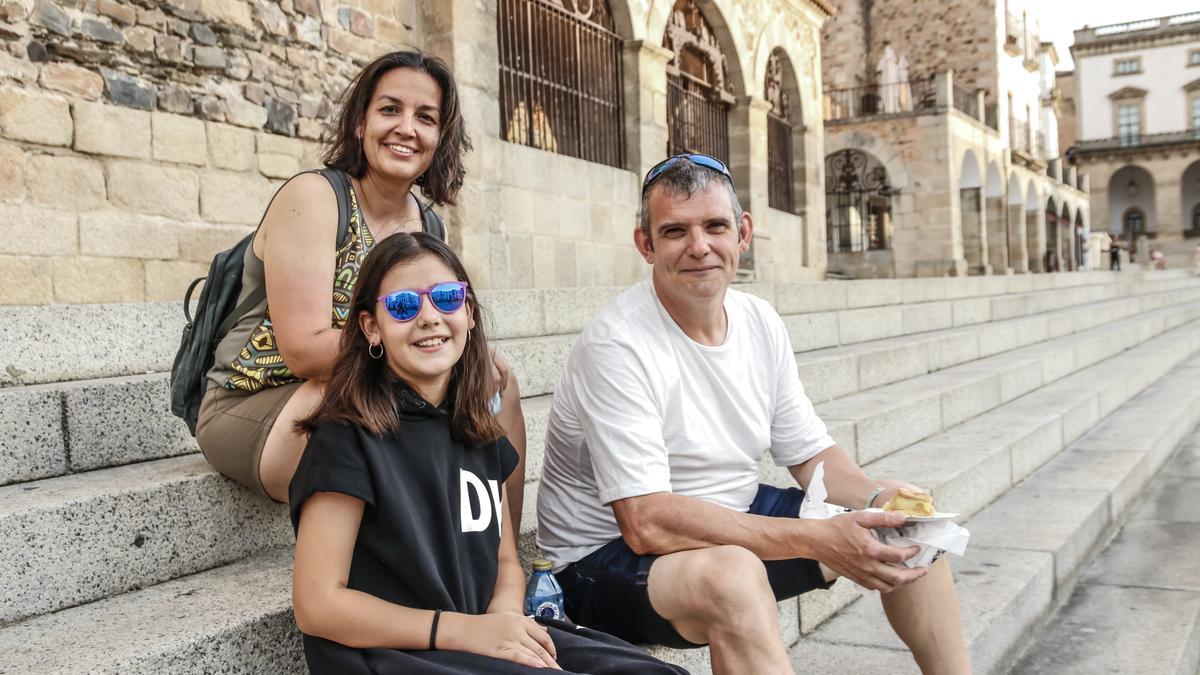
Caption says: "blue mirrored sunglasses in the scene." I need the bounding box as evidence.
[377,281,469,323]
[641,153,734,193]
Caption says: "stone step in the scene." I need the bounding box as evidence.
[787,354,1200,675]
[866,320,1200,522]
[0,454,291,626]
[0,549,303,674]
[1009,423,1200,674]
[7,281,1195,488]
[815,301,1200,466]
[1,272,1185,389]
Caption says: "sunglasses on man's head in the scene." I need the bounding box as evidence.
[641,153,734,194]
[377,281,469,322]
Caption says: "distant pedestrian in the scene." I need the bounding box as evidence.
[1109,239,1121,271]
[1150,249,1166,270]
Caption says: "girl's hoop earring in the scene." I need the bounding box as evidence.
[368,342,384,359]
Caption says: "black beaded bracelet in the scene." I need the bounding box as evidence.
[429,609,443,651]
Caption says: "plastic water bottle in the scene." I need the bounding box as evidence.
[524,559,565,620]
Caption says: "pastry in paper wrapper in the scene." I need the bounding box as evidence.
[798,462,969,569]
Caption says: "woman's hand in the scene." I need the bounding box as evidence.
[439,611,561,669]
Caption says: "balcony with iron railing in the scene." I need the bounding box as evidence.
[823,71,992,130]
[823,75,937,123]
[1008,117,1046,161]
[1075,128,1200,153]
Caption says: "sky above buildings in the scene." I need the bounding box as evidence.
[1043,0,1200,71]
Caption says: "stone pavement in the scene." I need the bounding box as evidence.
[1011,424,1200,674]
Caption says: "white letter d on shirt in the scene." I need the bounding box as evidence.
[460,469,502,533]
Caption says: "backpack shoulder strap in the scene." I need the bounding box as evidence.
[312,168,352,247]
[416,196,447,242]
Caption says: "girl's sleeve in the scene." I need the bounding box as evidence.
[288,422,376,532]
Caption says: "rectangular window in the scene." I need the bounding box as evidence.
[1117,103,1140,146]
[1113,58,1141,76]
[1189,49,1200,67]
[1192,97,1200,138]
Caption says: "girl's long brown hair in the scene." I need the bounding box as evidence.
[322,51,472,206]
[297,232,503,446]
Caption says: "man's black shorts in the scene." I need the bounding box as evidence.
[554,484,835,649]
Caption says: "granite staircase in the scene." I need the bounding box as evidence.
[2,269,1199,674]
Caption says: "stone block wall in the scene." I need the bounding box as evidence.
[0,0,417,304]
[0,0,832,303]
[821,0,998,95]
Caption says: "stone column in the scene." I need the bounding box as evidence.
[1008,201,1029,272]
[728,95,771,277]
[421,0,503,286]
[1155,171,1183,239]
[960,188,990,274]
[986,194,1008,272]
[623,41,672,180]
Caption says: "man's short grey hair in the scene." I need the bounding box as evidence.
[638,158,743,237]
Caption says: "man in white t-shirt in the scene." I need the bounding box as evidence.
[537,155,970,674]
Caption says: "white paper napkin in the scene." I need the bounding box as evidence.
[798,462,970,569]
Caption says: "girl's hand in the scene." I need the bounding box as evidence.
[439,611,561,669]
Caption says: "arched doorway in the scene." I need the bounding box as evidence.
[825,149,892,253]
[1182,160,1200,237]
[1107,165,1155,253]
[663,0,735,162]
[1045,198,1060,272]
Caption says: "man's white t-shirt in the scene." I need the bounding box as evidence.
[536,277,835,568]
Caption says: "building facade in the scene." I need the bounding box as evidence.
[818,0,1089,278]
[1069,12,1200,267]
[0,0,831,305]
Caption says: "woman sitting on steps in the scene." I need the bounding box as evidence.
[195,51,528,525]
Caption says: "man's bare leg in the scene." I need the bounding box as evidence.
[647,545,794,675]
[879,557,971,674]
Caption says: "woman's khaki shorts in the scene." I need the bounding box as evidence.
[196,382,304,499]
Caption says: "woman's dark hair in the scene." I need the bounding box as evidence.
[322,51,472,206]
[297,232,503,446]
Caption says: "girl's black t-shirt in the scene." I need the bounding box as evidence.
[289,383,519,673]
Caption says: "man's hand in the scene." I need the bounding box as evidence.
[872,479,927,510]
[810,511,928,593]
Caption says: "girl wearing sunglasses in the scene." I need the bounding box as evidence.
[290,233,686,674]
[195,51,528,526]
